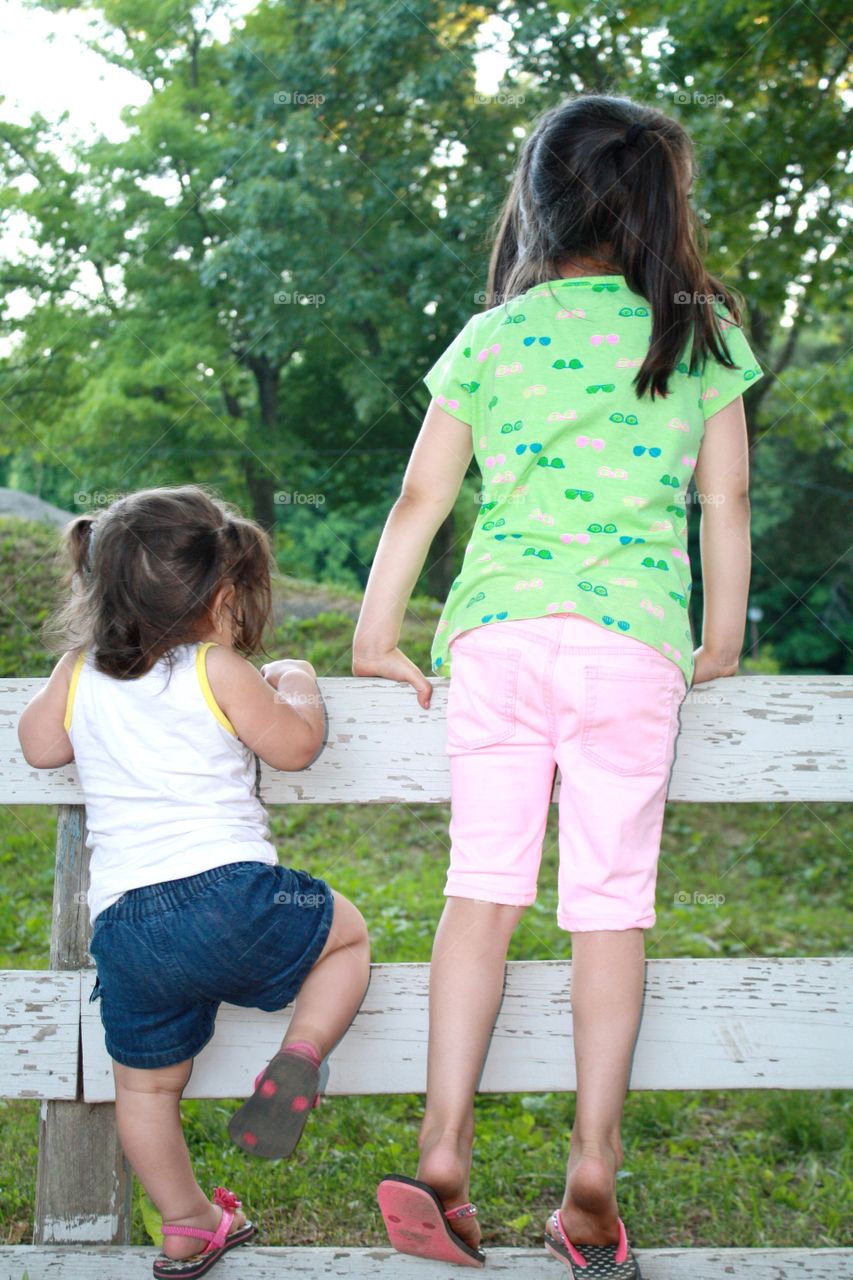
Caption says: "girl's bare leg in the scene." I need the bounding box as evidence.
[550,927,645,1246]
[416,897,526,1250]
[280,893,370,1059]
[114,1059,247,1260]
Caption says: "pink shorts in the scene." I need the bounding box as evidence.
[444,613,688,932]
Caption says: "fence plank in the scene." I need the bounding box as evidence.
[0,1246,850,1278]
[32,806,131,1247]
[2,676,851,804]
[0,971,79,1100]
[81,957,853,1102]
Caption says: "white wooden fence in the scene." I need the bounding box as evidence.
[0,675,851,1279]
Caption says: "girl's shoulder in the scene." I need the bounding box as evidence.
[201,641,252,674]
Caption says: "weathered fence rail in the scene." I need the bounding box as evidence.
[0,674,850,1279]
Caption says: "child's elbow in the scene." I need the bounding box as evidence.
[700,489,750,517]
[266,724,325,773]
[19,735,72,770]
[17,723,39,768]
[293,725,325,770]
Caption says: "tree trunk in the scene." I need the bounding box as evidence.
[242,358,283,531]
[244,455,277,531]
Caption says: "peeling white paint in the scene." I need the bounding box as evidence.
[38,1213,119,1242]
[2,675,852,803]
[0,1245,850,1277]
[77,958,853,1102]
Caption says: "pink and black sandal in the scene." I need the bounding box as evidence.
[377,1174,485,1268]
[545,1209,642,1278]
[227,1041,327,1159]
[152,1187,255,1278]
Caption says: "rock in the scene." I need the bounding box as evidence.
[0,488,72,529]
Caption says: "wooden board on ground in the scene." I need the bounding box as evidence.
[0,1246,849,1279]
[0,971,80,1101]
[2,676,851,805]
[81,957,853,1102]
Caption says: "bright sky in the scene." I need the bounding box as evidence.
[1,0,142,140]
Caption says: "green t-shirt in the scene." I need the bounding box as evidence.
[423,275,765,688]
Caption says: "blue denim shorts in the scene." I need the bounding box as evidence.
[88,861,334,1070]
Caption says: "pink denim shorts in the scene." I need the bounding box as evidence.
[444,612,688,932]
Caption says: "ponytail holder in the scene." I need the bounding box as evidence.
[624,122,648,147]
[85,521,97,577]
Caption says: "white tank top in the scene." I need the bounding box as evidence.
[65,641,277,922]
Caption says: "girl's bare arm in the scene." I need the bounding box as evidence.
[352,401,474,707]
[18,653,75,767]
[205,646,325,772]
[692,396,752,684]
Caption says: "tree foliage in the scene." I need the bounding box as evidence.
[0,0,849,666]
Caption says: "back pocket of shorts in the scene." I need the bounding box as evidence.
[445,642,521,750]
[581,665,680,776]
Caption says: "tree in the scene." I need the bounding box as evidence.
[0,0,849,658]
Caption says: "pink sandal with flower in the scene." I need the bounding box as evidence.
[152,1187,255,1278]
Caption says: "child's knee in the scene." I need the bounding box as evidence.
[330,893,370,955]
[114,1058,193,1096]
[446,896,527,933]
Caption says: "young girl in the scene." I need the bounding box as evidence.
[18,485,370,1279]
[353,95,765,1276]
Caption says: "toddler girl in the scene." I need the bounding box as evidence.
[19,484,370,1278]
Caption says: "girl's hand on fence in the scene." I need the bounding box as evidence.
[352,647,433,709]
[260,658,316,689]
[692,646,740,686]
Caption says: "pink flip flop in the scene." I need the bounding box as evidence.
[227,1042,326,1159]
[153,1187,255,1278]
[377,1174,485,1268]
[545,1209,642,1278]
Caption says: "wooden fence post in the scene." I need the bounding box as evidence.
[33,803,132,1244]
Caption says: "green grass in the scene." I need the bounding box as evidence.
[1,799,851,1249]
[0,514,850,1250]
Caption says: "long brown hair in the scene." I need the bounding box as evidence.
[46,485,274,678]
[486,94,745,399]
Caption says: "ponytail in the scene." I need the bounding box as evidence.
[485,95,745,399]
[217,516,273,658]
[63,514,98,580]
[44,487,274,677]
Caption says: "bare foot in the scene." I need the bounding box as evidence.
[161,1201,247,1261]
[417,1130,481,1253]
[547,1141,622,1248]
